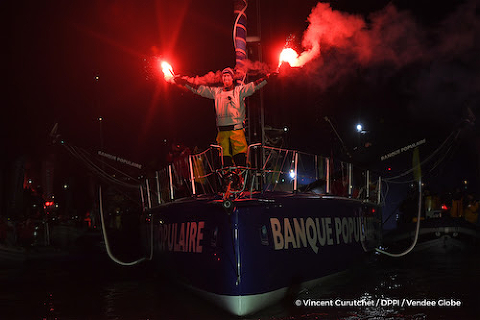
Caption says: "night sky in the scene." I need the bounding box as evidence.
[4,0,479,180]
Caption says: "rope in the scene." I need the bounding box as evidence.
[99,186,153,266]
[375,179,422,257]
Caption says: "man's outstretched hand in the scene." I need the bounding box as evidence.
[174,76,189,86]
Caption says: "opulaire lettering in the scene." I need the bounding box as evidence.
[158,221,205,253]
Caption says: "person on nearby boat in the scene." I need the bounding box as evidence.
[174,68,274,167]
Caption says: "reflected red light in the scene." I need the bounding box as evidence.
[441,204,448,210]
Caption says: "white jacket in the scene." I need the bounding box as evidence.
[186,80,267,127]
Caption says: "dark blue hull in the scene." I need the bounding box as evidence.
[143,192,382,315]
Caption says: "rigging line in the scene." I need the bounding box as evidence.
[63,144,118,182]
[380,180,389,207]
[64,145,118,183]
[277,150,290,174]
[77,147,140,182]
[265,150,286,191]
[428,141,459,174]
[384,129,460,181]
[63,143,140,187]
[66,144,139,189]
[386,140,458,185]
[381,195,404,225]
[261,149,275,190]
[273,150,291,192]
[75,145,141,184]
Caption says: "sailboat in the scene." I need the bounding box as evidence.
[139,0,383,316]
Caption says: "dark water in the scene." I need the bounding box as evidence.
[1,239,479,320]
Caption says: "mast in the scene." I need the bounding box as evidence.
[233,0,266,180]
[233,0,248,71]
[233,0,265,146]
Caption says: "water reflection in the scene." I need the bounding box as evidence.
[1,246,479,319]
[42,292,56,320]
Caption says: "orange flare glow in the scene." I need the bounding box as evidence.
[279,48,300,67]
[161,61,174,82]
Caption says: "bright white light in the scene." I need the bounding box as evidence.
[289,169,296,179]
[356,124,363,132]
[279,48,299,67]
[161,61,175,82]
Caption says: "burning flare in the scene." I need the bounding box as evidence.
[161,60,175,82]
[279,48,300,67]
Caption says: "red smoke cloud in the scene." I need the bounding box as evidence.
[289,2,432,90]
[298,2,366,67]
[185,3,429,87]
[282,0,478,97]
[173,0,477,98]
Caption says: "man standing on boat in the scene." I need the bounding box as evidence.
[174,68,272,167]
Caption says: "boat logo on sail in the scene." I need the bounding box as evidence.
[269,217,372,253]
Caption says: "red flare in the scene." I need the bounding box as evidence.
[279,48,300,67]
[160,60,175,82]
